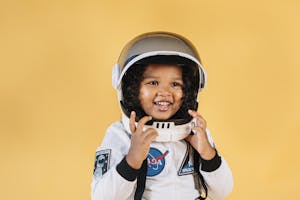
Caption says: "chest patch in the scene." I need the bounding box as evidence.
[93,149,111,178]
[147,147,169,177]
[178,144,194,176]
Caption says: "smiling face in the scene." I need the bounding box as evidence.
[138,64,184,120]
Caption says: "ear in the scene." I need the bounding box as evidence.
[112,64,120,90]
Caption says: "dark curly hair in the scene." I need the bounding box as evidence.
[120,56,200,122]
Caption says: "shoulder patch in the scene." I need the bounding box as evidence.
[93,149,111,178]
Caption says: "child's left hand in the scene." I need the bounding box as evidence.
[185,109,216,160]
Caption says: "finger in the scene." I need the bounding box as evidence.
[136,115,152,133]
[129,111,137,133]
[188,109,199,118]
[196,118,206,128]
[198,117,207,129]
[188,110,206,127]
[188,109,205,119]
[185,135,192,142]
[143,128,158,142]
[192,126,206,134]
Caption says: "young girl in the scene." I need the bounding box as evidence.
[91,32,233,200]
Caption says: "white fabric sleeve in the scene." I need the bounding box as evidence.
[201,129,234,200]
[91,167,137,200]
[201,158,233,200]
[91,122,137,200]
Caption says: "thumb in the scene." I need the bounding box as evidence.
[129,111,136,133]
[185,135,192,143]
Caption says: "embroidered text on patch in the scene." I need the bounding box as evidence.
[94,149,111,177]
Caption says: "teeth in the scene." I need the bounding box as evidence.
[155,101,170,105]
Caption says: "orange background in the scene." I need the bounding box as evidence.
[1,0,300,199]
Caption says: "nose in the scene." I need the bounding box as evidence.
[157,84,171,96]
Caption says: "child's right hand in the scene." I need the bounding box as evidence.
[126,111,158,169]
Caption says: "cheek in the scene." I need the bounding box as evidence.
[139,88,152,105]
[174,90,183,101]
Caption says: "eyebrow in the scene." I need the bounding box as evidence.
[143,75,183,81]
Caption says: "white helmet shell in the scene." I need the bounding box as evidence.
[112,32,207,142]
[112,32,206,97]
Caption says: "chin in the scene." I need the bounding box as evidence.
[152,113,173,121]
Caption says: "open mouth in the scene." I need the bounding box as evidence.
[154,101,172,111]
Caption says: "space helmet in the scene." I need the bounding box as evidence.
[112,32,207,142]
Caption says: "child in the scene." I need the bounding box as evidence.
[91,32,233,200]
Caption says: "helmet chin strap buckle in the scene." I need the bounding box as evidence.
[122,114,195,142]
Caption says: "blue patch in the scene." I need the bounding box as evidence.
[147,147,169,177]
[178,144,194,176]
[93,149,111,177]
[178,161,194,175]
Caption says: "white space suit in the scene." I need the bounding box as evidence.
[91,120,233,200]
[91,32,234,200]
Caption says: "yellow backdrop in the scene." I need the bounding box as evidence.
[1,0,300,199]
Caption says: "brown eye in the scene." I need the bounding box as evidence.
[148,81,158,86]
[171,82,182,87]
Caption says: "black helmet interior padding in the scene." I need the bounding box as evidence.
[135,55,196,66]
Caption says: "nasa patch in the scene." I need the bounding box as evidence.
[147,147,169,177]
[93,149,111,178]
